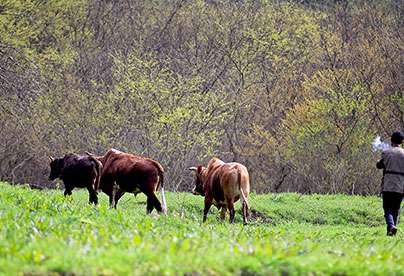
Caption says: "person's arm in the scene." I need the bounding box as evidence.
[376,151,386,169]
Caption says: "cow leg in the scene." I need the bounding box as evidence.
[109,189,124,209]
[87,187,98,205]
[64,183,73,197]
[146,196,154,214]
[108,195,114,208]
[145,192,162,214]
[114,189,124,208]
[203,197,213,223]
[227,200,235,223]
[220,206,227,221]
[63,182,73,196]
[112,182,118,207]
[109,182,120,208]
[242,200,249,225]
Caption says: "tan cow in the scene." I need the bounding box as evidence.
[189,158,250,224]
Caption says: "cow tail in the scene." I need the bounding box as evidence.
[238,168,249,219]
[89,156,103,191]
[155,162,167,214]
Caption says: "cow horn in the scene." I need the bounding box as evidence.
[48,156,54,162]
[188,167,197,171]
[85,151,94,156]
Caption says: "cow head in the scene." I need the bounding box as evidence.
[189,166,206,196]
[48,156,63,181]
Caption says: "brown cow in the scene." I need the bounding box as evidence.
[189,158,250,224]
[86,149,167,214]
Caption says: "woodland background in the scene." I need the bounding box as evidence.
[0,0,402,194]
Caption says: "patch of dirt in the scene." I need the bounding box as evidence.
[249,209,275,225]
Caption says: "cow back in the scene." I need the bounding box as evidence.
[98,149,164,193]
[61,154,97,181]
[205,159,250,204]
[100,150,161,175]
[204,158,225,199]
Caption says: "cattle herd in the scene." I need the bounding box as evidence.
[48,149,251,224]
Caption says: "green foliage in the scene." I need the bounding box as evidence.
[0,0,402,194]
[243,1,402,193]
[279,67,380,193]
[285,70,374,154]
[106,51,228,160]
[0,183,402,275]
[0,0,87,62]
[85,51,230,187]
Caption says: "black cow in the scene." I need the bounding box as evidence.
[48,153,103,205]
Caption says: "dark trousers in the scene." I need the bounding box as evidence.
[383,192,403,229]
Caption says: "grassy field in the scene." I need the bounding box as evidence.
[0,182,403,275]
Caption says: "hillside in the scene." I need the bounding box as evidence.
[0,183,402,275]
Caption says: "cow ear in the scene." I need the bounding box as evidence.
[48,156,54,162]
[189,167,197,172]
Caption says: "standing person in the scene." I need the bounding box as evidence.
[376,131,404,236]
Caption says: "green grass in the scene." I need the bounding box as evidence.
[0,182,402,275]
